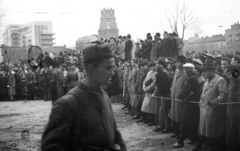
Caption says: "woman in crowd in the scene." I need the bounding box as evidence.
[139,61,157,124]
[8,71,16,101]
[153,58,171,132]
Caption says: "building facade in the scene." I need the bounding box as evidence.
[184,34,227,53]
[2,21,55,49]
[225,22,240,51]
[98,8,119,39]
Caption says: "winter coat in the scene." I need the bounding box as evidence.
[66,71,79,91]
[0,76,8,95]
[226,79,240,145]
[129,68,140,108]
[168,68,187,122]
[141,70,157,114]
[117,42,125,60]
[199,74,227,138]
[178,74,200,134]
[8,74,16,96]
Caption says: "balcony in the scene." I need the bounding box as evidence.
[41,37,55,40]
[41,32,55,35]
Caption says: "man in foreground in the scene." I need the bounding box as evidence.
[41,43,127,151]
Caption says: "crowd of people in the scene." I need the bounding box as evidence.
[0,52,84,103]
[1,31,240,151]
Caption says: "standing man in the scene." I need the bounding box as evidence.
[41,43,126,151]
[129,59,140,117]
[198,63,227,151]
[168,56,188,138]
[125,34,133,61]
[42,65,52,101]
[56,64,65,99]
[26,68,36,100]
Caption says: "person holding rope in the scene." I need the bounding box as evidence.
[172,63,200,148]
[168,56,188,138]
[196,63,227,151]
[226,64,240,151]
[41,42,126,151]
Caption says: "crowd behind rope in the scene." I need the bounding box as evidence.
[1,31,240,151]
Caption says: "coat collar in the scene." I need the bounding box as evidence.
[203,74,219,94]
[176,68,185,79]
[78,81,107,96]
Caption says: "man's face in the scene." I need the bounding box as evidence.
[93,58,115,86]
[203,70,214,79]
[131,61,136,67]
[176,61,184,69]
[231,58,237,64]
[22,132,29,139]
[184,68,193,77]
[221,60,229,70]
[49,66,53,70]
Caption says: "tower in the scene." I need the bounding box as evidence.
[98,8,119,39]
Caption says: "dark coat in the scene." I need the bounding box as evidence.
[41,82,124,151]
[125,40,133,60]
[226,79,240,146]
[142,40,152,60]
[66,71,79,91]
[162,38,174,58]
[178,74,200,134]
[155,70,171,96]
[0,76,8,95]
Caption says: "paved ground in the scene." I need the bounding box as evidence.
[0,100,198,151]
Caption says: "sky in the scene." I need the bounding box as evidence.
[0,0,240,48]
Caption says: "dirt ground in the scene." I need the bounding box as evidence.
[0,101,197,151]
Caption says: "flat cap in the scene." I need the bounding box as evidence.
[82,43,114,62]
[183,63,195,68]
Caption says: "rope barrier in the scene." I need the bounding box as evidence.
[129,92,240,105]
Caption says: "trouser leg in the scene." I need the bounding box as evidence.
[172,121,181,136]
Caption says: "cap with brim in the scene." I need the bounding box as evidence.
[226,64,240,72]
[138,59,148,65]
[82,43,114,62]
[202,63,215,71]
[176,56,186,63]
[157,59,167,68]
[148,61,156,66]
[183,63,195,68]
[192,58,203,66]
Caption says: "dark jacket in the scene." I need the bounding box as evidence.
[155,70,171,96]
[41,82,124,151]
[178,74,200,134]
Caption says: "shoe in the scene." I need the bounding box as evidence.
[161,129,171,133]
[187,140,196,144]
[133,116,141,120]
[122,107,127,110]
[153,127,162,132]
[171,134,177,138]
[172,142,184,148]
[148,122,155,126]
[143,119,151,124]
[192,145,202,151]
[136,119,144,123]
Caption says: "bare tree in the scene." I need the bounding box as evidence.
[163,0,197,39]
[0,0,9,44]
[180,1,198,39]
[164,0,181,34]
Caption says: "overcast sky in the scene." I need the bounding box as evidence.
[1,0,240,47]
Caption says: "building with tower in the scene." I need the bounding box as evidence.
[98,8,119,39]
